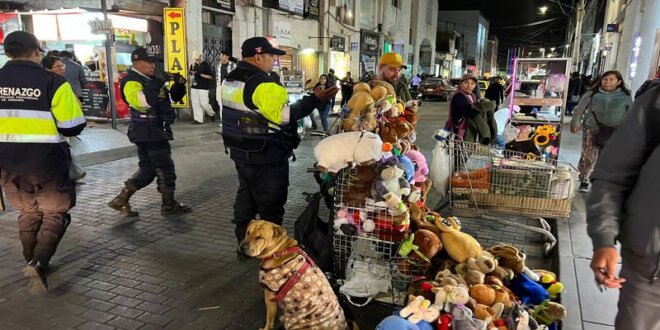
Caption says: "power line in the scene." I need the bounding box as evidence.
[494,17,561,29]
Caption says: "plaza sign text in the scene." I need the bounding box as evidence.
[164,8,188,107]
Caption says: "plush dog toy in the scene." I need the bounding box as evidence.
[435,216,482,263]
[314,131,383,173]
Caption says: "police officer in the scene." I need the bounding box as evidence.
[108,48,191,217]
[0,31,86,294]
[221,37,338,246]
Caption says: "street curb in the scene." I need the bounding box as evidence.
[75,130,221,167]
[557,212,583,330]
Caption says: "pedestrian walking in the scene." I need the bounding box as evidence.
[570,70,632,192]
[215,50,236,127]
[108,48,191,217]
[484,76,504,108]
[309,74,333,132]
[586,86,660,330]
[411,74,422,92]
[189,51,215,124]
[566,72,585,116]
[445,74,478,140]
[59,50,86,100]
[42,56,87,183]
[327,68,338,112]
[0,31,86,294]
[339,71,355,108]
[220,37,337,250]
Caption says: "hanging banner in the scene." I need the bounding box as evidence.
[164,8,189,107]
[273,20,291,46]
[304,0,320,20]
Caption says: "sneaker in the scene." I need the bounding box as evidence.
[23,261,47,295]
[578,182,590,193]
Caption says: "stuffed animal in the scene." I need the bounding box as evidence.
[371,158,411,202]
[412,229,442,261]
[451,304,488,330]
[508,273,550,305]
[470,283,496,306]
[375,315,428,330]
[487,244,526,274]
[340,165,376,206]
[314,131,383,173]
[403,110,420,127]
[369,79,396,96]
[397,154,415,183]
[473,303,504,324]
[343,91,375,132]
[381,122,400,144]
[532,300,567,326]
[434,269,468,289]
[534,270,564,299]
[432,284,470,312]
[435,216,482,263]
[404,149,429,184]
[400,295,434,324]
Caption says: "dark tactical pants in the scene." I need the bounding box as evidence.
[125,141,177,192]
[233,160,289,243]
[615,263,660,330]
[0,170,75,266]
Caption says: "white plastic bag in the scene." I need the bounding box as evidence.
[303,115,313,128]
[339,255,391,306]
[430,141,450,198]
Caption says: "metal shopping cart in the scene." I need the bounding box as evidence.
[446,137,579,255]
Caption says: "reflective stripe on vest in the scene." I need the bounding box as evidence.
[221,80,280,133]
[0,108,64,143]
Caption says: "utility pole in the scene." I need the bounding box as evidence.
[101,0,118,129]
[571,0,585,72]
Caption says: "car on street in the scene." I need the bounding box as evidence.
[419,77,455,101]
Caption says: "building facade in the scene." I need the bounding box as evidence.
[437,10,489,77]
[484,36,498,77]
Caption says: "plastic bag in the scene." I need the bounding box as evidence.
[294,192,333,272]
[503,123,519,143]
[339,254,391,306]
[302,115,313,128]
[430,141,450,198]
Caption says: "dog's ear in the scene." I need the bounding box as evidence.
[272,225,286,239]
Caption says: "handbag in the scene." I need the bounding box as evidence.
[590,111,616,148]
[294,192,333,272]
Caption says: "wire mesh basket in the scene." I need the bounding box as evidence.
[448,139,579,218]
[331,166,426,306]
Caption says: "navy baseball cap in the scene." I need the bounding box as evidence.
[241,37,286,57]
[131,47,162,62]
[3,31,45,52]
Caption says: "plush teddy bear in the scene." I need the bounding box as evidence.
[432,284,471,312]
[470,283,496,306]
[371,158,412,202]
[435,216,482,263]
[314,131,383,173]
[343,91,375,132]
[403,110,420,127]
[455,255,496,286]
[340,164,377,206]
[412,229,442,261]
[434,269,468,289]
[381,122,400,144]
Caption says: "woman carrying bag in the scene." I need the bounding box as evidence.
[570,70,632,193]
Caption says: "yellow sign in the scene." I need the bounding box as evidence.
[164,8,188,107]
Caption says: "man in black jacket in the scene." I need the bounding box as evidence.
[634,66,660,99]
[587,86,660,328]
[221,37,337,247]
[484,76,504,108]
[108,48,191,217]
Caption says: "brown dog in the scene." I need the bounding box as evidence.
[240,220,351,330]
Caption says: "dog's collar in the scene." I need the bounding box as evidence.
[260,246,317,303]
[260,246,304,263]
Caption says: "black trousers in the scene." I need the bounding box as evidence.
[125,141,177,192]
[0,170,75,266]
[232,160,289,243]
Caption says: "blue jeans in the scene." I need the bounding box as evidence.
[318,104,331,131]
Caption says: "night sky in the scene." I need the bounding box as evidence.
[438,0,573,60]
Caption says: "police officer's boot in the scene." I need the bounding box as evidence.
[23,260,47,295]
[160,190,192,216]
[108,187,139,217]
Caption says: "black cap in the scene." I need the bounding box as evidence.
[241,37,286,57]
[3,31,45,52]
[131,47,162,63]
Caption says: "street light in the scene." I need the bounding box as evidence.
[539,6,548,14]
[551,47,556,52]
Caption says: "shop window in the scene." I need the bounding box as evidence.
[392,0,399,8]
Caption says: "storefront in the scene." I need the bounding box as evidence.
[0,12,22,67]
[28,9,162,119]
[359,29,379,78]
[330,35,350,80]
[201,0,233,68]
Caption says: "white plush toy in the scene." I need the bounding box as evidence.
[314,131,383,173]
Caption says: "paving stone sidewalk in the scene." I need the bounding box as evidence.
[0,103,593,329]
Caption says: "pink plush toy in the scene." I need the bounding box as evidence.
[405,149,429,183]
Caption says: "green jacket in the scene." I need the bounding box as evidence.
[395,80,413,102]
[465,99,497,145]
[570,88,633,130]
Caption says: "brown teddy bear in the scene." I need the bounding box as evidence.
[380,122,399,144]
[340,165,376,206]
[469,283,496,306]
[412,229,442,262]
